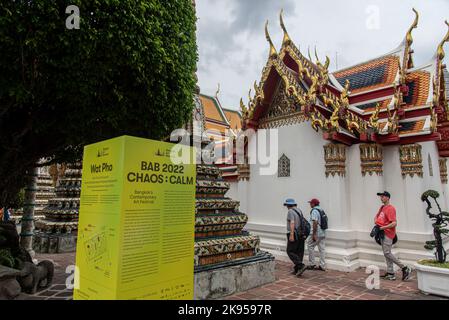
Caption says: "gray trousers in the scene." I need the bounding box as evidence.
[381,236,405,274]
[307,236,326,268]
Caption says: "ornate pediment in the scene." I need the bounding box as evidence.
[258,82,306,129]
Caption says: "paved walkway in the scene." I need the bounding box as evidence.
[226,260,446,300]
[17,253,447,300]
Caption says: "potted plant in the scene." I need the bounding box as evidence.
[415,190,449,297]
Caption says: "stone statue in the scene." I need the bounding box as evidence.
[17,260,54,294]
[0,220,55,296]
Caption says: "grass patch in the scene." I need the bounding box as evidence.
[418,260,449,269]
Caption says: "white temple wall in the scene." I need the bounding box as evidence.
[235,124,443,271]
[346,145,385,233]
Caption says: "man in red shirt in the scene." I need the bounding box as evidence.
[375,191,411,281]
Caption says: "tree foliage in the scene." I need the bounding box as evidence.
[0,0,198,204]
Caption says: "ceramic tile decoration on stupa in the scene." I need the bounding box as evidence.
[33,162,81,253]
[194,164,260,267]
[11,167,55,223]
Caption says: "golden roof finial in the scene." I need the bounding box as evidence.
[265,20,278,59]
[406,8,419,47]
[324,56,330,70]
[437,20,449,62]
[307,46,312,62]
[279,9,292,47]
[314,46,321,65]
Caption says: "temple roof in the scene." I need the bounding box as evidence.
[240,9,448,152]
[223,108,242,131]
[404,69,432,108]
[199,94,230,127]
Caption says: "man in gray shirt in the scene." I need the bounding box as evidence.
[284,198,307,277]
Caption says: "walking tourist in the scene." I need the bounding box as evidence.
[284,198,307,277]
[306,199,327,271]
[375,191,411,281]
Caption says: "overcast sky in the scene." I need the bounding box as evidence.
[196,0,449,110]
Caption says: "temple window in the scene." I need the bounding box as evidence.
[278,154,290,177]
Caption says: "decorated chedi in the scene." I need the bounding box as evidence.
[190,97,274,300]
[194,164,261,268]
[33,163,81,253]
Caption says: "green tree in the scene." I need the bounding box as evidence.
[0,0,198,205]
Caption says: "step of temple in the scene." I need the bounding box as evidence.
[194,235,260,267]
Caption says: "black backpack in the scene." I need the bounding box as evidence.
[315,208,328,230]
[292,208,311,239]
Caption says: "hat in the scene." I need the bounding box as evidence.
[283,198,297,206]
[308,198,320,206]
[377,191,391,198]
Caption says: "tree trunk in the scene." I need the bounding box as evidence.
[20,166,38,258]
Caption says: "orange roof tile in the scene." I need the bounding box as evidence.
[352,98,392,113]
[333,55,399,95]
[199,95,228,125]
[399,119,426,135]
[223,109,242,130]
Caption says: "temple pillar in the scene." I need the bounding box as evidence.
[20,166,38,258]
[323,143,350,230]
[358,144,384,232]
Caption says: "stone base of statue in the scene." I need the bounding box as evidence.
[32,231,77,254]
[193,252,275,300]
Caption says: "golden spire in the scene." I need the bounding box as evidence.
[307,46,312,62]
[279,9,292,47]
[437,20,449,62]
[265,20,278,59]
[401,8,419,80]
[314,46,321,65]
[215,83,220,99]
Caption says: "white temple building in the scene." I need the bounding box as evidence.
[226,11,449,271]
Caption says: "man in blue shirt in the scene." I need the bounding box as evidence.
[307,199,326,271]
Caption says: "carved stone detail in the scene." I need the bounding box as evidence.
[324,143,346,177]
[278,154,290,177]
[439,158,448,184]
[359,144,383,176]
[399,144,423,178]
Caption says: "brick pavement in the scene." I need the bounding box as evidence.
[225,260,447,300]
[17,252,448,300]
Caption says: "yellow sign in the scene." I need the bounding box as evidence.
[74,136,196,300]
